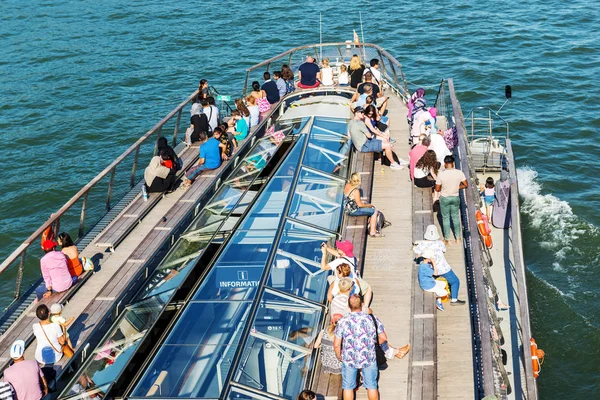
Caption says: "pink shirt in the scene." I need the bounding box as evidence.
[2,359,44,400]
[408,144,428,180]
[40,251,72,292]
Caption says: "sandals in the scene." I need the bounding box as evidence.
[369,232,385,238]
[395,344,411,359]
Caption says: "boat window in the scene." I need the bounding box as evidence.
[267,220,334,302]
[288,167,345,232]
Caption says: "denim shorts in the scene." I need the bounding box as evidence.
[361,139,383,153]
[342,362,379,390]
[484,195,494,206]
[350,207,376,217]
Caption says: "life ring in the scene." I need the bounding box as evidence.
[475,210,493,249]
[530,338,545,379]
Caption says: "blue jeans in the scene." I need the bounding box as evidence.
[35,276,77,300]
[440,269,460,300]
[439,196,462,240]
[186,164,210,181]
[350,207,376,217]
[342,362,379,390]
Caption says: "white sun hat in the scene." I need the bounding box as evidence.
[10,340,25,359]
[423,225,440,241]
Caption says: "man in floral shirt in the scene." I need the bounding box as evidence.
[334,294,384,399]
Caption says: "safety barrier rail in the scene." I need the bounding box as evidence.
[433,79,537,399]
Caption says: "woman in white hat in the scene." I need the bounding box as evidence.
[414,225,466,307]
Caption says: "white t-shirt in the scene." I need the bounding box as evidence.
[248,105,260,128]
[363,67,381,85]
[413,240,451,275]
[203,105,219,132]
[414,166,430,180]
[338,71,349,85]
[321,67,334,86]
[429,133,451,164]
[33,322,63,364]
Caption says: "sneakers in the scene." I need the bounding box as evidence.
[398,158,410,166]
[436,299,444,311]
[389,163,404,171]
[389,138,397,144]
[141,185,148,201]
[451,299,467,306]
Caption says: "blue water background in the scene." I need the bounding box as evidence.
[1,0,599,398]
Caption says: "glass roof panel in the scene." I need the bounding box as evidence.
[302,118,350,174]
[252,289,322,347]
[226,386,280,400]
[165,301,252,346]
[267,220,333,302]
[232,334,314,399]
[287,167,345,232]
[62,290,174,399]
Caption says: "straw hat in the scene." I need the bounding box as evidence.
[338,277,355,293]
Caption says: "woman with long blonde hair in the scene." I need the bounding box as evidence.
[246,94,260,127]
[344,172,386,237]
[348,54,365,88]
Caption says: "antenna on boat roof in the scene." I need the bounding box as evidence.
[496,85,512,115]
[319,12,323,61]
[359,12,366,59]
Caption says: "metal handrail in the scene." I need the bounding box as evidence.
[242,42,410,102]
[506,139,538,399]
[448,78,496,397]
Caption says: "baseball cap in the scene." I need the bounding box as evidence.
[10,340,25,359]
[42,240,57,251]
[353,106,364,114]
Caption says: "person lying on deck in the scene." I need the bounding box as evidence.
[182,131,224,187]
[348,107,403,171]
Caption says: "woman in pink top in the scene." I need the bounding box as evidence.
[36,240,74,300]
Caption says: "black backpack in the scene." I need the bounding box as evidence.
[367,210,391,233]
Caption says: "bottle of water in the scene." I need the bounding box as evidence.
[142,185,148,201]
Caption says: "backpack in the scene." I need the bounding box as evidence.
[443,126,458,150]
[376,150,400,166]
[367,210,391,233]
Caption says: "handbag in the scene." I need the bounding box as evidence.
[343,188,360,214]
[369,314,387,368]
[81,256,94,272]
[40,323,74,359]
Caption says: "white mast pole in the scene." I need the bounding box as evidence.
[359,12,366,60]
[320,12,323,61]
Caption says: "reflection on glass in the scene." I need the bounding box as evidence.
[227,386,275,400]
[253,289,322,347]
[65,291,173,399]
[268,220,333,302]
[66,382,110,400]
[303,118,350,175]
[288,167,345,232]
[233,334,313,399]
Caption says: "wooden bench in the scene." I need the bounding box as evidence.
[93,142,199,252]
[310,150,374,399]
[407,186,437,399]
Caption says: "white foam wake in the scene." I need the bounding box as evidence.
[516,167,598,261]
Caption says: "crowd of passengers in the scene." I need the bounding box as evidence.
[1,57,480,400]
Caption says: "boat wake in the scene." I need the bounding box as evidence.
[517,167,599,292]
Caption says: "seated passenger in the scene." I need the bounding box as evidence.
[351,82,373,109]
[348,54,365,89]
[188,112,209,144]
[202,98,219,134]
[327,263,372,311]
[409,136,430,180]
[273,71,287,99]
[363,58,382,87]
[297,55,321,89]
[281,64,296,94]
[320,240,358,273]
[36,240,73,300]
[348,107,402,171]
[213,127,233,160]
[363,105,392,143]
[414,150,441,195]
[245,94,260,127]
[365,95,389,124]
[32,305,66,365]
[228,110,249,141]
[344,172,387,237]
[320,58,334,86]
[157,137,181,171]
[250,81,271,115]
[190,94,202,117]
[234,98,251,129]
[143,149,177,193]
[429,128,452,165]
[338,64,349,86]
[414,225,466,307]
[353,72,386,108]
[329,277,353,318]
[57,232,83,279]
[261,71,280,105]
[183,132,223,186]
[198,78,210,100]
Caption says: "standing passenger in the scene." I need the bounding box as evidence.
[32,305,66,365]
[435,155,468,243]
[2,340,48,400]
